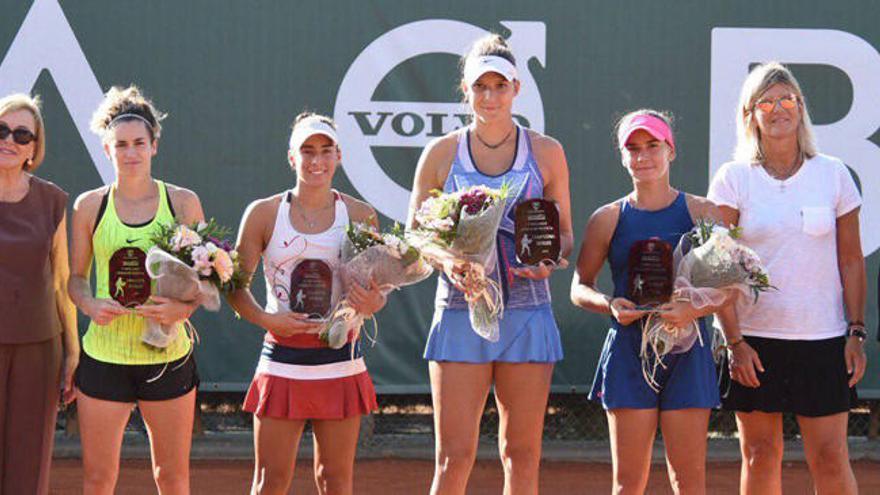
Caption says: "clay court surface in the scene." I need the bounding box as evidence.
[50,459,880,494]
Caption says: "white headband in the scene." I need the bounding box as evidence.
[289,116,338,150]
[463,55,518,86]
[108,113,153,130]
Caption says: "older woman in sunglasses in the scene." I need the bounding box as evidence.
[0,93,78,494]
[709,62,866,494]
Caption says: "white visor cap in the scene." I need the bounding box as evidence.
[463,55,518,87]
[289,116,338,151]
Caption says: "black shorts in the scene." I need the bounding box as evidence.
[76,351,199,402]
[720,335,856,417]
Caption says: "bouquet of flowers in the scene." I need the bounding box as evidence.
[320,222,433,349]
[408,184,509,342]
[641,219,773,391]
[144,220,246,348]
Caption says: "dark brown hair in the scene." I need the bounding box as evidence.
[613,108,675,150]
[90,85,166,140]
[458,34,517,109]
[460,33,516,73]
[292,111,336,130]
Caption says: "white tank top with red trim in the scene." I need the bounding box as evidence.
[257,190,367,380]
[262,190,347,318]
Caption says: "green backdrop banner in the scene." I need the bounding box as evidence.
[2,0,878,395]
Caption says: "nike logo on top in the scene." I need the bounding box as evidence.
[125,238,137,244]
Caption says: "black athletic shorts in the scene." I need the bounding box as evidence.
[76,351,199,402]
[720,335,856,417]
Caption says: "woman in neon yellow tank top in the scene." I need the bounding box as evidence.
[68,86,205,495]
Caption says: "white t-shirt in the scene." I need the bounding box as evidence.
[707,153,862,340]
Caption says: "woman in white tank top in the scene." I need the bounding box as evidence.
[228,112,387,495]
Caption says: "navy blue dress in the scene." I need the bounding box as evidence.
[588,193,720,410]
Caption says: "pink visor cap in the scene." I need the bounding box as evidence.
[617,114,675,153]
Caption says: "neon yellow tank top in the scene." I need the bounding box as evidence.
[83,180,191,365]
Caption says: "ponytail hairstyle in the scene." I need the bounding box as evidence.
[459,33,516,76]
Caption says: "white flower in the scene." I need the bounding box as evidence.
[383,234,401,250]
[170,225,202,251]
[382,234,410,258]
[711,225,731,238]
[426,217,455,232]
[205,242,219,255]
[414,201,438,224]
[712,231,738,252]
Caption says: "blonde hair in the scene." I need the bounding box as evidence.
[734,62,818,163]
[90,85,166,140]
[0,93,46,171]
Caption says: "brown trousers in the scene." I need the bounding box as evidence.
[0,336,62,495]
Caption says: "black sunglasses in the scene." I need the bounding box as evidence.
[0,123,36,145]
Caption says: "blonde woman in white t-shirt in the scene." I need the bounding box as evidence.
[708,62,866,495]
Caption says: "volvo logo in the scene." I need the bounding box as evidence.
[334,19,547,222]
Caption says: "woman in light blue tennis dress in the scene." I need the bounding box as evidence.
[407,34,573,495]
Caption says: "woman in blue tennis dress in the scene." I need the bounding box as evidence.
[407,34,573,494]
[571,109,725,494]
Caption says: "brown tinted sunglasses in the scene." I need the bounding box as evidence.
[0,123,36,145]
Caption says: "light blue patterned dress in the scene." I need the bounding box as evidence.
[424,125,563,363]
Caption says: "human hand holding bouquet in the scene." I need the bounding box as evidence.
[609,297,649,327]
[319,222,433,349]
[346,278,386,315]
[140,220,246,348]
[641,219,774,391]
[408,184,509,342]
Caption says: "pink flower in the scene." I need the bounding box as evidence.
[191,246,213,276]
[213,249,234,283]
[170,225,202,251]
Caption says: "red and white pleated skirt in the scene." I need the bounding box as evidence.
[243,360,377,420]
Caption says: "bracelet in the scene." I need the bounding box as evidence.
[847,320,865,328]
[847,325,867,342]
[726,336,744,348]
